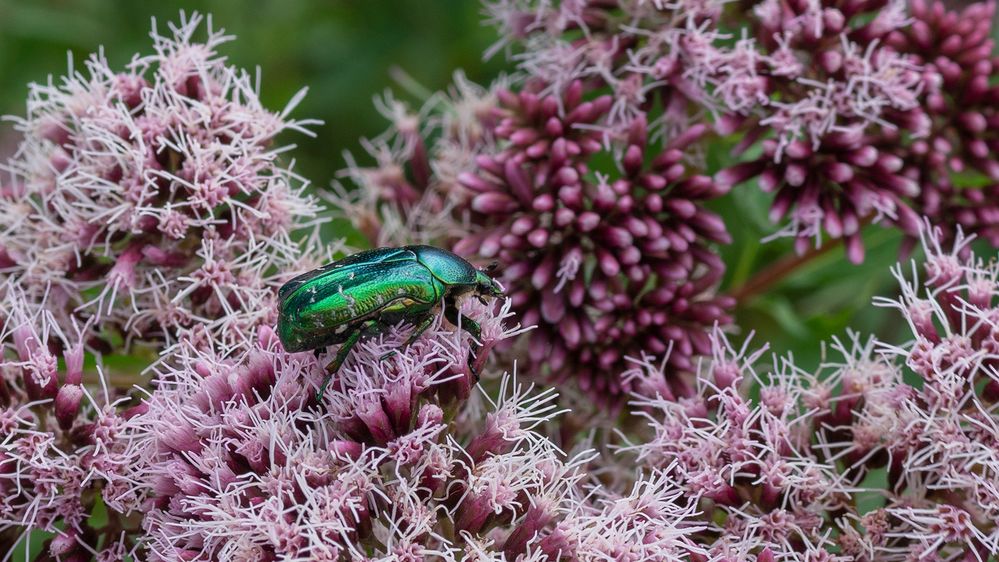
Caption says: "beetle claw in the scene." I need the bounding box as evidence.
[379,350,399,362]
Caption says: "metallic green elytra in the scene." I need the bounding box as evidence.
[277,245,503,399]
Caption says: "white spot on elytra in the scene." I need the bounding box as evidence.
[338,284,356,306]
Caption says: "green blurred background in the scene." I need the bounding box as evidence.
[0,0,506,181]
[0,0,917,369]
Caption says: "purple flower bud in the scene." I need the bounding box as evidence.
[472,192,519,213]
[715,161,763,188]
[330,439,364,460]
[55,384,84,430]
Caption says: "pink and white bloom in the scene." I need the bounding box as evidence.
[0,13,325,353]
[628,224,999,561]
[130,299,616,560]
[0,285,146,559]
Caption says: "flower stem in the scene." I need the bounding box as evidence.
[730,238,843,304]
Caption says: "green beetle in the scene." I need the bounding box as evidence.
[277,245,503,399]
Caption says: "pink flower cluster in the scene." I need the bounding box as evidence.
[626,227,999,560]
[0,13,324,352]
[715,0,927,261]
[1,6,998,562]
[454,82,732,403]
[126,300,708,561]
[715,0,999,258]
[885,0,999,247]
[483,0,729,136]
[481,1,998,261]
[0,286,145,559]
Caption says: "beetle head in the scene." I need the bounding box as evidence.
[474,268,504,302]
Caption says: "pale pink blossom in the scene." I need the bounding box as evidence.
[0,13,325,353]
[128,299,648,560]
[0,285,145,558]
[627,224,999,560]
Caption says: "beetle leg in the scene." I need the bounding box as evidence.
[313,347,326,359]
[379,314,435,362]
[445,304,482,382]
[317,323,371,401]
[445,302,481,339]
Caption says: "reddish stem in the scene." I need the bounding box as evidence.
[731,238,843,304]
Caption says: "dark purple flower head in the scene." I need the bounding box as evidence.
[715,0,927,262]
[885,0,999,248]
[0,13,324,352]
[337,74,733,406]
[450,81,732,403]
